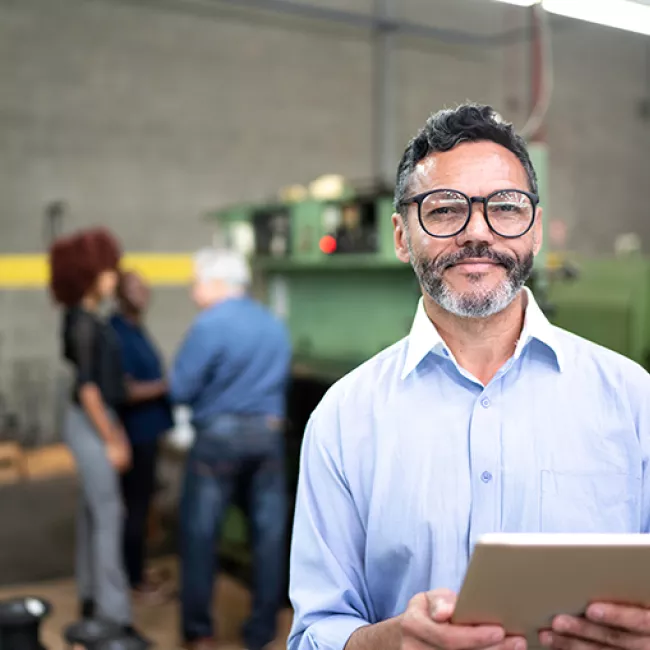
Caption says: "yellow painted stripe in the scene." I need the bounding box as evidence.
[0,255,48,288]
[0,253,194,289]
[121,254,193,286]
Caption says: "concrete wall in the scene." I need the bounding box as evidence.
[0,0,649,437]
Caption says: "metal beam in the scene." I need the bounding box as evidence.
[373,0,396,188]
[213,0,548,46]
[107,0,568,47]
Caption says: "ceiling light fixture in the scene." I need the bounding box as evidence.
[543,0,650,36]
[492,0,539,6]
[492,0,650,36]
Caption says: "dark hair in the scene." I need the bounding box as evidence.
[394,103,538,216]
[49,227,122,306]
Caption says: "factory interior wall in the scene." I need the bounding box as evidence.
[0,0,649,439]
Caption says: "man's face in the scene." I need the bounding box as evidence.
[96,269,119,301]
[191,275,209,309]
[393,141,543,318]
[191,273,225,310]
[120,272,150,313]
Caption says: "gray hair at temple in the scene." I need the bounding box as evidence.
[193,247,251,289]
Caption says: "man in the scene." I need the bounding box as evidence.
[110,271,174,604]
[170,248,292,650]
[288,103,650,650]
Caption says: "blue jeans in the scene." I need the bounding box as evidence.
[180,414,287,649]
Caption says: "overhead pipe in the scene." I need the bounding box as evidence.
[520,2,554,142]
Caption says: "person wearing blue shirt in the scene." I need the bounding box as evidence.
[110,271,174,604]
[170,248,292,650]
[288,104,650,650]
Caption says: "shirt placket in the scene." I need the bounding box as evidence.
[468,384,502,551]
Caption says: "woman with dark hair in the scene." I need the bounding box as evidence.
[49,228,149,646]
[110,270,174,604]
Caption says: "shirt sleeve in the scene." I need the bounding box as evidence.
[631,363,650,533]
[71,313,97,387]
[287,397,371,650]
[169,319,216,406]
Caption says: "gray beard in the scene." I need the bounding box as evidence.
[408,239,534,319]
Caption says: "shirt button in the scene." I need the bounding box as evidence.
[481,471,493,483]
[481,397,490,408]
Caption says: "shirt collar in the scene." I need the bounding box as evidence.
[401,287,564,380]
[110,312,143,333]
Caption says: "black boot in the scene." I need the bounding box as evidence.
[121,625,153,648]
[81,599,95,619]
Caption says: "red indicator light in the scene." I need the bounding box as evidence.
[319,235,337,254]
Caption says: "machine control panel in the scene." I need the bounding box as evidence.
[252,207,291,256]
[320,198,379,255]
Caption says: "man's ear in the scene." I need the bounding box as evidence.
[393,213,411,264]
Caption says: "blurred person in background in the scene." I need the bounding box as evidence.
[170,248,292,650]
[49,229,149,646]
[288,103,650,650]
[110,271,174,605]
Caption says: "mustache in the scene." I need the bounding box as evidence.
[434,244,517,273]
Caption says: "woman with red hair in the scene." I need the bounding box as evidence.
[50,228,148,646]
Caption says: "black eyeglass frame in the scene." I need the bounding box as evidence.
[399,188,540,239]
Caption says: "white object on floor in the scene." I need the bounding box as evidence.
[166,406,195,450]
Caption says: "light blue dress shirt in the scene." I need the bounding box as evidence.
[288,289,650,650]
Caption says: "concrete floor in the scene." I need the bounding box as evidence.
[0,558,294,650]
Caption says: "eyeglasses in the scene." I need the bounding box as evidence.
[400,188,539,239]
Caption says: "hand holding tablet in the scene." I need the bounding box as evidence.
[399,588,524,650]
[450,534,650,650]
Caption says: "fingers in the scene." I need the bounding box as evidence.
[402,636,444,650]
[402,638,525,650]
[401,598,509,650]
[586,604,650,636]
[493,639,527,650]
[431,624,506,650]
[403,590,524,650]
[428,590,458,623]
[538,603,650,650]
[538,613,647,650]
[559,615,644,650]
[539,631,609,650]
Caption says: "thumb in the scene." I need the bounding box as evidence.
[427,590,456,622]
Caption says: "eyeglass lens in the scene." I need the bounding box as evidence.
[419,190,534,237]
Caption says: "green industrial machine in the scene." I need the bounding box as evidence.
[546,254,650,368]
[213,186,420,381]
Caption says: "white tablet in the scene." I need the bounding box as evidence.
[452,533,650,644]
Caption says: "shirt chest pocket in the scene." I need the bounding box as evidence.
[540,470,641,534]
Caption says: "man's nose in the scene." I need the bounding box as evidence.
[456,202,494,246]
